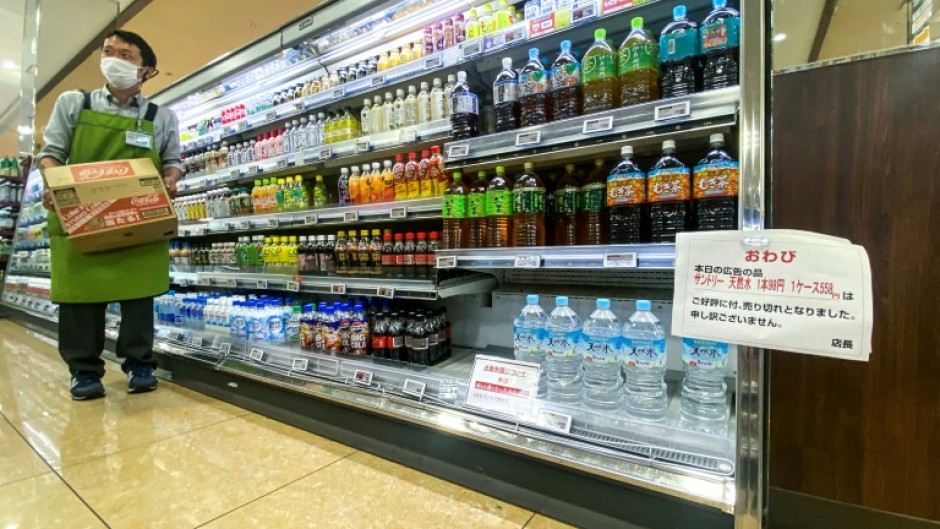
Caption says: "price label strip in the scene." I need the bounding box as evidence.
[331,283,347,295]
[461,39,483,59]
[267,218,280,228]
[256,279,269,289]
[438,381,459,401]
[353,369,373,386]
[333,86,345,99]
[654,100,692,121]
[303,214,318,225]
[219,343,232,355]
[402,379,427,399]
[425,55,443,70]
[355,140,371,153]
[436,256,457,269]
[371,74,386,87]
[514,254,541,268]
[249,348,265,362]
[515,130,542,147]
[582,115,614,135]
[286,281,301,292]
[376,286,395,299]
[191,336,203,348]
[319,147,333,160]
[399,129,418,143]
[603,252,638,268]
[291,358,309,372]
[344,210,359,222]
[277,158,289,170]
[535,408,573,433]
[447,144,469,159]
[390,206,407,219]
[247,165,260,176]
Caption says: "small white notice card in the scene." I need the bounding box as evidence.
[465,355,541,417]
[672,230,873,361]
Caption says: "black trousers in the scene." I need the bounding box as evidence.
[58,297,156,377]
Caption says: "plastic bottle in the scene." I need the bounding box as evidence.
[417,150,433,198]
[322,306,341,354]
[701,0,739,90]
[369,162,384,203]
[430,78,445,121]
[693,133,738,231]
[371,96,385,133]
[543,296,582,403]
[550,40,583,120]
[428,145,447,196]
[450,71,480,140]
[511,162,546,246]
[619,17,661,106]
[660,5,700,98]
[392,154,407,200]
[404,152,420,199]
[583,28,619,114]
[370,228,383,275]
[383,91,396,131]
[393,89,406,130]
[467,170,489,248]
[349,304,370,356]
[444,74,456,119]
[443,171,469,249]
[339,167,351,206]
[553,164,579,245]
[405,85,418,127]
[360,99,372,136]
[337,302,352,353]
[513,294,548,364]
[485,165,513,248]
[648,140,691,242]
[519,48,552,126]
[608,146,648,243]
[577,159,610,245]
[579,299,623,410]
[359,164,373,205]
[382,159,396,202]
[622,300,668,420]
[417,82,431,123]
[358,229,372,275]
[313,174,329,208]
[479,4,496,35]
[465,9,481,40]
[681,338,729,420]
[493,57,520,132]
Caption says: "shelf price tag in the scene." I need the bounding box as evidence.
[219,343,232,355]
[256,279,269,290]
[425,55,443,70]
[389,206,407,219]
[466,355,541,417]
[535,408,573,433]
[603,252,638,268]
[344,210,359,222]
[353,369,373,386]
[515,130,542,147]
[236,220,250,230]
[294,152,306,166]
[223,126,234,136]
[319,147,333,160]
[191,336,203,348]
[582,116,614,134]
[399,129,418,143]
[238,121,249,132]
[402,379,427,398]
[376,286,395,299]
[197,276,212,286]
[436,256,457,269]
[286,281,301,292]
[514,255,541,268]
[331,283,346,295]
[249,348,265,361]
[220,278,238,288]
[205,177,217,187]
[230,168,241,179]
[460,39,483,59]
[265,111,276,121]
[333,86,345,99]
[447,144,470,159]
[291,358,309,372]
[303,214,318,225]
[654,100,692,121]
[247,165,260,176]
[225,222,236,231]
[528,13,559,39]
[371,74,386,87]
[355,140,371,153]
[267,218,280,228]
[600,0,634,15]
[277,158,289,170]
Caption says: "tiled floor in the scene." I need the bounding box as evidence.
[0,320,577,529]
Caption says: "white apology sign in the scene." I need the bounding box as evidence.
[672,230,873,361]
[465,355,541,417]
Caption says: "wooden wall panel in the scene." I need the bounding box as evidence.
[770,47,940,521]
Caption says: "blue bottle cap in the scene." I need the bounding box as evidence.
[529,48,539,60]
[637,300,652,311]
[674,5,687,19]
[526,294,539,305]
[714,0,727,7]
[556,296,569,306]
[341,303,350,310]
[597,298,611,310]
[353,303,364,311]
[560,40,571,51]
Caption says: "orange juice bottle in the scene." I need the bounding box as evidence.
[369,162,384,203]
[392,154,407,200]
[405,152,420,199]
[382,160,396,202]
[251,179,263,213]
[358,163,372,205]
[348,167,360,206]
[417,149,433,198]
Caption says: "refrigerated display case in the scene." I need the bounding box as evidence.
[4,0,768,527]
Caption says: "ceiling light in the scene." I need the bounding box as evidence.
[773,33,787,42]
[1,59,15,70]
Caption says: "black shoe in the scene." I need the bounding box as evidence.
[127,364,158,394]
[70,372,105,400]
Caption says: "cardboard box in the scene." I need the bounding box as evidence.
[44,158,178,253]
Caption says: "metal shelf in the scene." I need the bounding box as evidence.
[7,267,51,277]
[177,120,451,197]
[178,196,443,237]
[169,268,497,301]
[435,244,676,270]
[444,87,740,171]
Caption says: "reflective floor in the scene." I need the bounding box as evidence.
[0,320,576,529]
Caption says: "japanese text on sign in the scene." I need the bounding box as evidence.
[672,230,873,361]
[465,355,541,417]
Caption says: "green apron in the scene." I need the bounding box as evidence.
[49,97,170,304]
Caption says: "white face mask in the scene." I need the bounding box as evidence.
[100,57,143,90]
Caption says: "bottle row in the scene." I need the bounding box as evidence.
[0,157,21,178]
[451,2,740,139]
[169,229,441,279]
[515,295,728,421]
[154,292,452,366]
[440,134,738,248]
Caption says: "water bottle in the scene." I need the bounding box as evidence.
[622,300,668,420]
[513,294,549,396]
[543,296,582,403]
[287,306,302,344]
[680,338,729,420]
[231,301,247,338]
[579,299,623,410]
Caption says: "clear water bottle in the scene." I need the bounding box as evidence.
[514,294,549,396]
[680,338,729,420]
[543,296,582,403]
[622,300,668,420]
[579,299,623,410]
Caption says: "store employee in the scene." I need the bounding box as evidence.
[36,30,182,400]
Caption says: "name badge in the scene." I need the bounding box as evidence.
[126,130,153,149]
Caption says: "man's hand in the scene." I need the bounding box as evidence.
[162,167,182,198]
[42,189,55,211]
